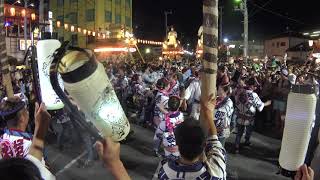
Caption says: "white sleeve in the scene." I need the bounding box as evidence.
[253,93,264,112]
[26,155,56,180]
[205,135,227,179]
[161,96,169,108]
[184,83,194,100]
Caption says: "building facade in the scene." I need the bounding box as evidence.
[2,2,38,63]
[228,40,264,58]
[49,0,132,48]
[264,36,308,58]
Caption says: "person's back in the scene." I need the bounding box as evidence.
[234,86,263,119]
[0,97,33,159]
[0,128,32,159]
[157,119,226,179]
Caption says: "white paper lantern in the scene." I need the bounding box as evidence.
[58,51,130,141]
[37,40,64,110]
[279,85,317,177]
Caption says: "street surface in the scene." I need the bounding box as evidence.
[46,119,290,180]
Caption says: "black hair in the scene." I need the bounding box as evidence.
[0,158,42,180]
[141,64,149,73]
[220,84,231,95]
[156,78,169,90]
[0,97,25,127]
[247,77,256,86]
[168,96,180,111]
[174,119,206,161]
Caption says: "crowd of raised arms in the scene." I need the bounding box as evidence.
[0,56,319,180]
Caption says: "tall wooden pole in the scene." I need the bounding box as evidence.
[0,0,14,97]
[201,0,218,127]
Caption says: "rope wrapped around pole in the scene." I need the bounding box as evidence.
[200,0,218,130]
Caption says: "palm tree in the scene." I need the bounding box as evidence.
[200,0,218,127]
[0,0,14,97]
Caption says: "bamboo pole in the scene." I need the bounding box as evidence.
[200,0,218,129]
[0,0,14,97]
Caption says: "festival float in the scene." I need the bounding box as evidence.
[196,26,203,59]
[93,29,137,63]
[162,27,184,59]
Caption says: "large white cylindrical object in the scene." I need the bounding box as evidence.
[37,40,64,110]
[279,86,317,176]
[59,51,130,141]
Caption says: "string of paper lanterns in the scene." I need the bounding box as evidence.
[56,20,163,45]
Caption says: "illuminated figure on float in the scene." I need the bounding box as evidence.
[48,41,130,141]
[167,27,178,47]
[162,27,183,59]
[279,85,317,178]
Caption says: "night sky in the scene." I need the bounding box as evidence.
[133,0,319,46]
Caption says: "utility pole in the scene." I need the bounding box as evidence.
[0,0,14,97]
[164,11,172,37]
[234,0,248,63]
[243,0,248,64]
[201,0,218,129]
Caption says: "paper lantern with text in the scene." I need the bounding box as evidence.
[51,47,130,141]
[36,40,64,110]
[279,85,317,177]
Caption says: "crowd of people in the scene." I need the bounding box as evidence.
[0,55,319,180]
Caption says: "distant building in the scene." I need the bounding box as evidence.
[49,0,132,49]
[2,2,38,63]
[228,40,264,58]
[264,33,308,60]
[286,42,312,62]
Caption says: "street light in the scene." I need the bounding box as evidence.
[223,38,229,43]
[145,48,151,54]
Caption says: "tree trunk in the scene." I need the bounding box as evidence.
[0,0,14,97]
[201,0,218,129]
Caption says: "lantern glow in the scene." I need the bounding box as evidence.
[31,13,36,21]
[57,21,61,27]
[21,9,26,17]
[10,7,15,16]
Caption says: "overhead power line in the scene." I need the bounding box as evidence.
[249,0,273,18]
[249,1,307,25]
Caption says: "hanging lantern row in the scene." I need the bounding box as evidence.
[137,39,163,45]
[9,7,36,20]
[56,21,111,39]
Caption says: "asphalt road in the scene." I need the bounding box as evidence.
[46,123,290,180]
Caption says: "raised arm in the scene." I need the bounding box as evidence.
[96,137,131,180]
[28,103,51,160]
